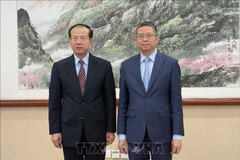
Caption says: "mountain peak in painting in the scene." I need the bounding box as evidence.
[18,8,53,68]
[17,0,239,89]
[18,8,53,89]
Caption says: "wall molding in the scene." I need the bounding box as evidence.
[1,98,240,107]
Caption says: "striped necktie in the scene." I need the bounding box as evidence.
[78,59,86,95]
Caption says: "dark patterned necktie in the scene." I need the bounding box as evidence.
[78,59,86,96]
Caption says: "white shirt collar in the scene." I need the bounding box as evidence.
[74,52,89,66]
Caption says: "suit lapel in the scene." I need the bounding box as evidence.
[83,53,97,99]
[65,55,82,98]
[148,51,165,92]
[134,54,146,94]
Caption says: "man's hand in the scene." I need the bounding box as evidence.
[118,139,128,154]
[106,132,115,146]
[171,139,182,154]
[51,133,62,149]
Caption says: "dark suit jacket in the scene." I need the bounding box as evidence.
[48,53,116,147]
[117,50,184,143]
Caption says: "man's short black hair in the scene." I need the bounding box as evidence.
[136,21,158,35]
[68,23,93,38]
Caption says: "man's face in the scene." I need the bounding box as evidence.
[70,26,93,57]
[136,26,159,55]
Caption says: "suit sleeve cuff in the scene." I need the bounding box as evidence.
[118,134,126,140]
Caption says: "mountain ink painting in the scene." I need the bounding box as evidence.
[17,0,239,89]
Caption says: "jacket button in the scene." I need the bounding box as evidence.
[80,118,83,121]
[82,103,84,106]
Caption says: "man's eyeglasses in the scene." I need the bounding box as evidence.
[70,36,88,41]
[136,34,157,39]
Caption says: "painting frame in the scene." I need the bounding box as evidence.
[1,1,240,101]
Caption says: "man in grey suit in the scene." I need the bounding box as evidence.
[117,21,184,160]
[48,24,116,160]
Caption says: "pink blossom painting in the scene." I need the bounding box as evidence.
[17,0,239,89]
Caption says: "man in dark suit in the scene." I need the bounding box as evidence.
[117,21,184,160]
[48,24,116,160]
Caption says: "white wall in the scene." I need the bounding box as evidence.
[1,106,240,160]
